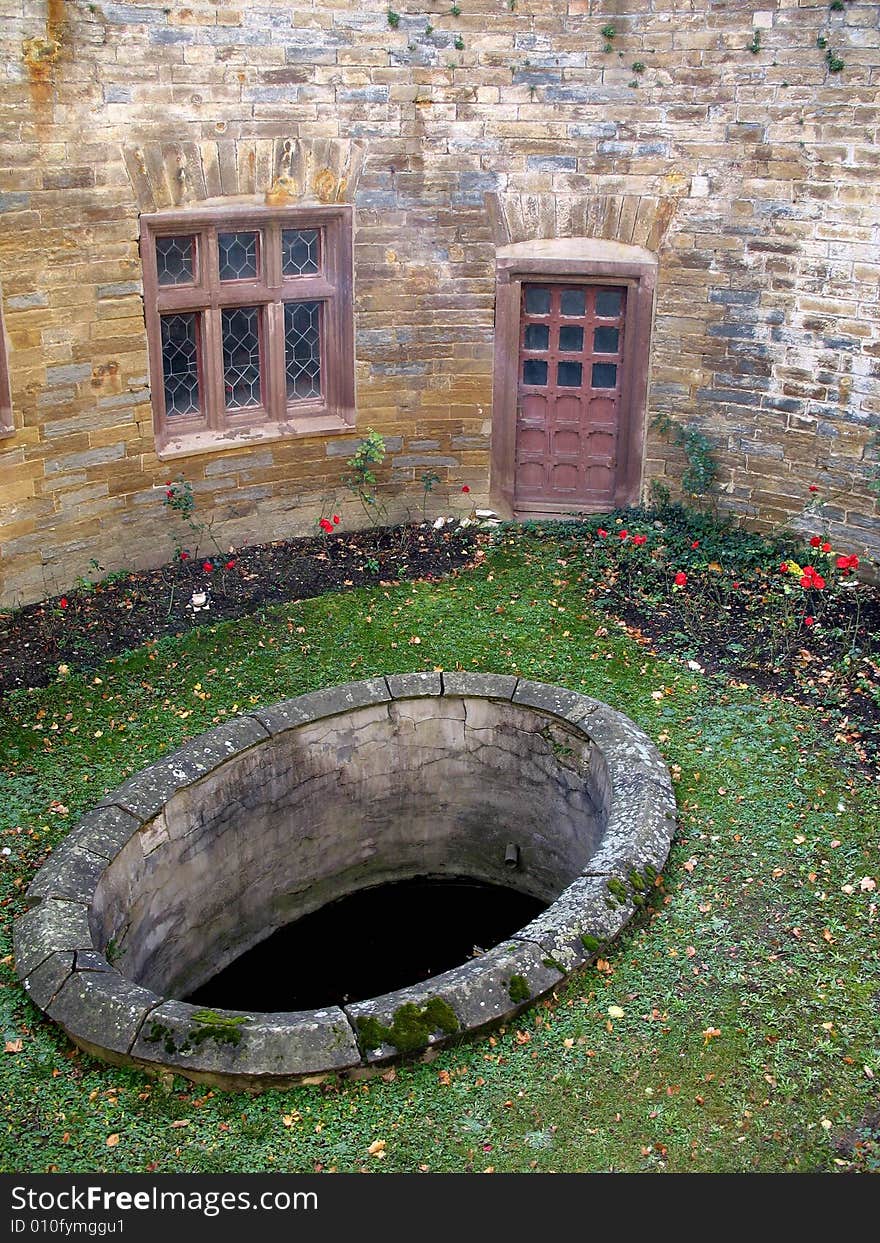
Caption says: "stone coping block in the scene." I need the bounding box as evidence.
[46,971,162,1057]
[24,845,107,909]
[16,676,676,1089]
[129,999,361,1085]
[97,717,270,823]
[251,677,391,735]
[345,939,564,1064]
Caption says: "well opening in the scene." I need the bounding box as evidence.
[16,674,677,1089]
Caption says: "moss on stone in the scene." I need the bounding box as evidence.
[190,1009,249,1048]
[507,974,530,1004]
[580,933,602,952]
[356,996,459,1054]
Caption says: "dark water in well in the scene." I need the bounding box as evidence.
[184,876,547,1011]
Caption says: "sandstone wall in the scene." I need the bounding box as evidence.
[0,0,877,604]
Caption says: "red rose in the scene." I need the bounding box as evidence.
[780,563,789,573]
[836,553,859,572]
[225,560,236,570]
[674,571,687,587]
[59,597,68,609]
[619,529,628,540]
[821,542,831,553]
[809,536,821,548]
[809,484,818,493]
[804,616,815,627]
[597,529,608,538]
[203,561,213,573]
[631,534,647,546]
[319,518,334,533]
[691,541,699,549]
[179,551,189,561]
[461,485,470,494]
[332,514,340,524]
[732,581,739,589]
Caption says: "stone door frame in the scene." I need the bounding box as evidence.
[491,239,658,518]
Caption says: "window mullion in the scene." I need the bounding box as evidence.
[265,300,285,420]
[202,308,225,430]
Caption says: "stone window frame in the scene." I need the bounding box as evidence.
[0,288,12,437]
[141,204,355,458]
[490,239,658,516]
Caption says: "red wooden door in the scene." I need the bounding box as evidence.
[514,283,626,510]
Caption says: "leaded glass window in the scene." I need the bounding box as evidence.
[160,313,200,416]
[284,301,321,401]
[218,231,259,281]
[282,229,320,276]
[144,208,354,445]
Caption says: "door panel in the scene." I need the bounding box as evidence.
[514,283,626,509]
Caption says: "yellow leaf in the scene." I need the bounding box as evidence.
[367,1139,386,1156]
[4,1039,23,1053]
[106,1134,120,1148]
[607,1005,625,1019]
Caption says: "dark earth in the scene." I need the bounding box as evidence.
[0,521,479,697]
[184,876,547,1012]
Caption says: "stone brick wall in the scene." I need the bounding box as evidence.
[0,0,877,605]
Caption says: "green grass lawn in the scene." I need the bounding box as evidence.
[2,535,879,1173]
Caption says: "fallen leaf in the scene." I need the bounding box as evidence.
[4,1039,23,1053]
[367,1139,386,1157]
[607,1005,625,1019]
[106,1134,120,1148]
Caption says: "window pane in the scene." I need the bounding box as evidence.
[524,287,551,315]
[594,326,620,353]
[222,306,262,409]
[524,323,549,351]
[522,359,548,386]
[559,325,584,352]
[160,313,200,416]
[595,288,623,317]
[592,362,618,389]
[284,301,322,402]
[218,231,259,281]
[560,288,586,316]
[282,228,320,276]
[156,236,195,286]
[557,360,583,387]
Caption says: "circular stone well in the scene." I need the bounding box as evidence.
[15,673,677,1089]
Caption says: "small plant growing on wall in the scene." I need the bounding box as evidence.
[387,10,401,28]
[651,414,718,503]
[344,429,389,527]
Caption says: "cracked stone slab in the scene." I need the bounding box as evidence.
[129,999,362,1080]
[46,971,161,1056]
[514,875,638,972]
[21,950,76,1010]
[66,805,140,857]
[14,900,94,980]
[96,718,271,822]
[513,679,603,719]
[253,677,391,735]
[441,672,518,699]
[345,941,563,1064]
[24,845,106,909]
[386,671,442,699]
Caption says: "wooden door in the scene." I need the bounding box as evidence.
[514,283,626,511]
